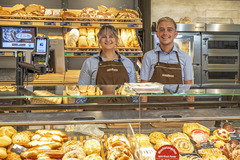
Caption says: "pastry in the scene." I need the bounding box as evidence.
[61,140,83,152]
[0,135,12,147]
[105,135,130,151]
[191,129,209,143]
[173,138,194,153]
[84,153,103,160]
[154,138,171,151]
[198,148,223,158]
[62,149,86,160]
[222,122,236,134]
[214,140,225,151]
[149,131,166,144]
[23,141,62,148]
[83,139,101,155]
[0,147,7,159]
[62,144,84,154]
[167,132,190,144]
[183,123,210,137]
[213,128,231,142]
[107,146,133,160]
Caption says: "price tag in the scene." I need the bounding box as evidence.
[199,141,215,149]
[64,52,72,56]
[121,52,131,56]
[128,24,139,27]
[86,52,98,56]
[74,52,85,56]
[230,134,240,140]
[20,21,32,25]
[11,144,27,154]
[60,22,72,26]
[0,52,4,55]
[81,23,92,26]
[156,145,179,160]
[100,23,110,26]
[44,22,56,26]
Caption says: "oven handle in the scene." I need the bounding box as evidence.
[203,38,208,45]
[203,53,208,61]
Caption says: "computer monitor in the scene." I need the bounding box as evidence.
[0,26,37,50]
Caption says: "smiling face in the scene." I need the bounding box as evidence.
[156,20,178,48]
[99,29,117,50]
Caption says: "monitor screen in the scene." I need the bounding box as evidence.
[36,38,48,53]
[0,26,37,50]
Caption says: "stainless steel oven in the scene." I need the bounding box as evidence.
[202,34,240,84]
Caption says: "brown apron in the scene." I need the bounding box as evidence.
[148,51,183,102]
[87,53,131,103]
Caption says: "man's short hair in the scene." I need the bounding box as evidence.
[157,17,177,30]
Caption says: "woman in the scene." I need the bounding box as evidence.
[78,25,137,103]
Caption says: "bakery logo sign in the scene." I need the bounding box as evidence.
[162,74,174,78]
[107,68,118,72]
[155,145,179,160]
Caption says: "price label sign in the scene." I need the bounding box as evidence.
[156,145,179,160]
[100,23,110,26]
[74,52,85,56]
[60,22,72,26]
[44,22,56,26]
[128,24,139,27]
[11,144,27,154]
[81,23,92,26]
[230,134,240,140]
[20,21,32,25]
[200,141,215,149]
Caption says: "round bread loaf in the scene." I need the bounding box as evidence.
[0,136,12,147]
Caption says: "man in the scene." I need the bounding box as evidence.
[140,17,194,105]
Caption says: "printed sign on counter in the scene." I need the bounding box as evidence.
[156,145,179,160]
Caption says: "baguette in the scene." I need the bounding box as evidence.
[35,129,67,137]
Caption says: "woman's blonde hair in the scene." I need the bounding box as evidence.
[97,25,119,45]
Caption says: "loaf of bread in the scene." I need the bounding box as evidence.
[62,11,77,19]
[121,29,128,47]
[10,4,25,15]
[87,36,97,47]
[119,9,139,18]
[26,4,45,16]
[53,9,61,17]
[78,36,88,47]
[79,28,87,37]
[107,7,119,17]
[12,131,31,145]
[32,90,62,104]
[98,5,107,12]
[44,9,53,16]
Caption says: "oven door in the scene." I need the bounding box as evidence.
[202,34,240,84]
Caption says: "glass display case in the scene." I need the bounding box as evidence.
[0,84,240,159]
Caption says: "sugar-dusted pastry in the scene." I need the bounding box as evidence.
[83,139,101,155]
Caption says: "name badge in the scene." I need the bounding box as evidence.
[162,74,174,78]
[107,68,118,72]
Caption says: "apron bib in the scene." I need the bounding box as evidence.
[87,53,131,103]
[149,51,183,102]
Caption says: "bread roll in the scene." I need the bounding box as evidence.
[78,36,88,47]
[0,136,12,147]
[83,139,101,155]
[0,126,17,138]
[0,147,7,159]
[12,132,31,145]
[84,153,103,160]
[6,152,21,160]
[79,28,87,37]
